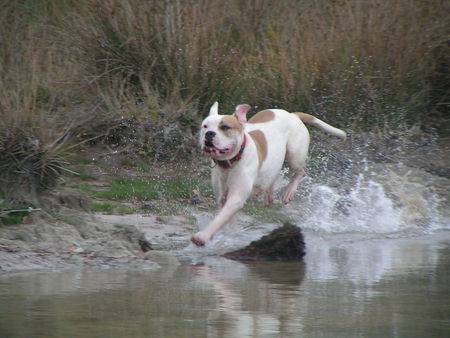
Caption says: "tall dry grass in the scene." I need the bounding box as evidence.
[58,0,449,127]
[0,0,449,200]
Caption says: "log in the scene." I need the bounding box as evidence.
[224,223,305,261]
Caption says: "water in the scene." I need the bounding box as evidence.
[1,172,449,337]
[0,232,449,337]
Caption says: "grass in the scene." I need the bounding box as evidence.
[95,176,211,201]
[90,201,115,213]
[116,205,135,215]
[73,183,96,195]
[64,160,214,215]
[71,172,213,216]
[0,201,33,226]
[243,200,292,225]
[0,212,29,226]
[2,0,447,126]
[90,201,134,215]
[68,170,213,215]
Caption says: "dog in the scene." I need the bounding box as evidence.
[191,102,346,246]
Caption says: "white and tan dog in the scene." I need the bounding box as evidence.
[191,102,346,246]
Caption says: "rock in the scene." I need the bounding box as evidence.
[224,223,306,262]
[111,223,153,252]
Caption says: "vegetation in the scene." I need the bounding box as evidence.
[0,0,448,206]
[68,172,213,215]
[90,201,134,215]
[0,204,32,225]
[95,177,193,200]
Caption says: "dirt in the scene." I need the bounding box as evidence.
[0,207,195,273]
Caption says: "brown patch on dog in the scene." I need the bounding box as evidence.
[220,115,243,136]
[248,110,275,124]
[294,112,316,125]
[249,130,267,166]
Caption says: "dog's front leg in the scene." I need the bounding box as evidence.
[191,190,249,247]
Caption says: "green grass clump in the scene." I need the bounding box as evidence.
[76,169,97,181]
[116,205,135,215]
[0,201,32,226]
[0,213,28,226]
[90,201,135,215]
[95,176,209,201]
[73,183,95,195]
[90,201,115,213]
[95,178,159,200]
[243,201,291,225]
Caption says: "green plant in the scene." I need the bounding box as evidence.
[94,175,211,201]
[90,201,134,215]
[0,125,72,201]
[0,202,33,226]
[90,201,115,213]
[116,205,135,215]
[71,182,95,195]
[243,200,290,224]
[95,178,159,201]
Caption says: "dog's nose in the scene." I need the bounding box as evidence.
[205,131,216,141]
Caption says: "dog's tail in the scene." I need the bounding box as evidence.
[294,112,346,140]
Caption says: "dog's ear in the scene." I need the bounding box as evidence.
[209,101,219,116]
[233,104,251,124]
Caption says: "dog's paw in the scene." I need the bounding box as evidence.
[282,191,295,205]
[191,232,210,247]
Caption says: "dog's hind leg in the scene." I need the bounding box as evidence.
[283,121,309,204]
[282,169,305,204]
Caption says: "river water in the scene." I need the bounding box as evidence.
[1,171,449,337]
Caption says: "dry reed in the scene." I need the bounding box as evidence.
[0,0,448,199]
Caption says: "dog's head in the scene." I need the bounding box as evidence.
[199,102,250,159]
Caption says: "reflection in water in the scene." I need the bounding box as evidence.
[0,232,449,337]
[304,232,443,284]
[193,260,306,337]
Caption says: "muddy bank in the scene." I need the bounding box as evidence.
[0,208,194,273]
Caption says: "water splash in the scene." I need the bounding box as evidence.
[298,176,403,233]
[285,172,448,235]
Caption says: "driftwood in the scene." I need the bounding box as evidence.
[224,223,305,262]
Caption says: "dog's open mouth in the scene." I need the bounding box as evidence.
[202,144,233,157]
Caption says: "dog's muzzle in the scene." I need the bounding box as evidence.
[202,131,233,156]
[204,131,215,147]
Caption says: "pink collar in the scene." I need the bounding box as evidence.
[214,134,247,169]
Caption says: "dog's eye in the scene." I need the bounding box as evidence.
[220,125,231,131]
[203,124,207,128]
